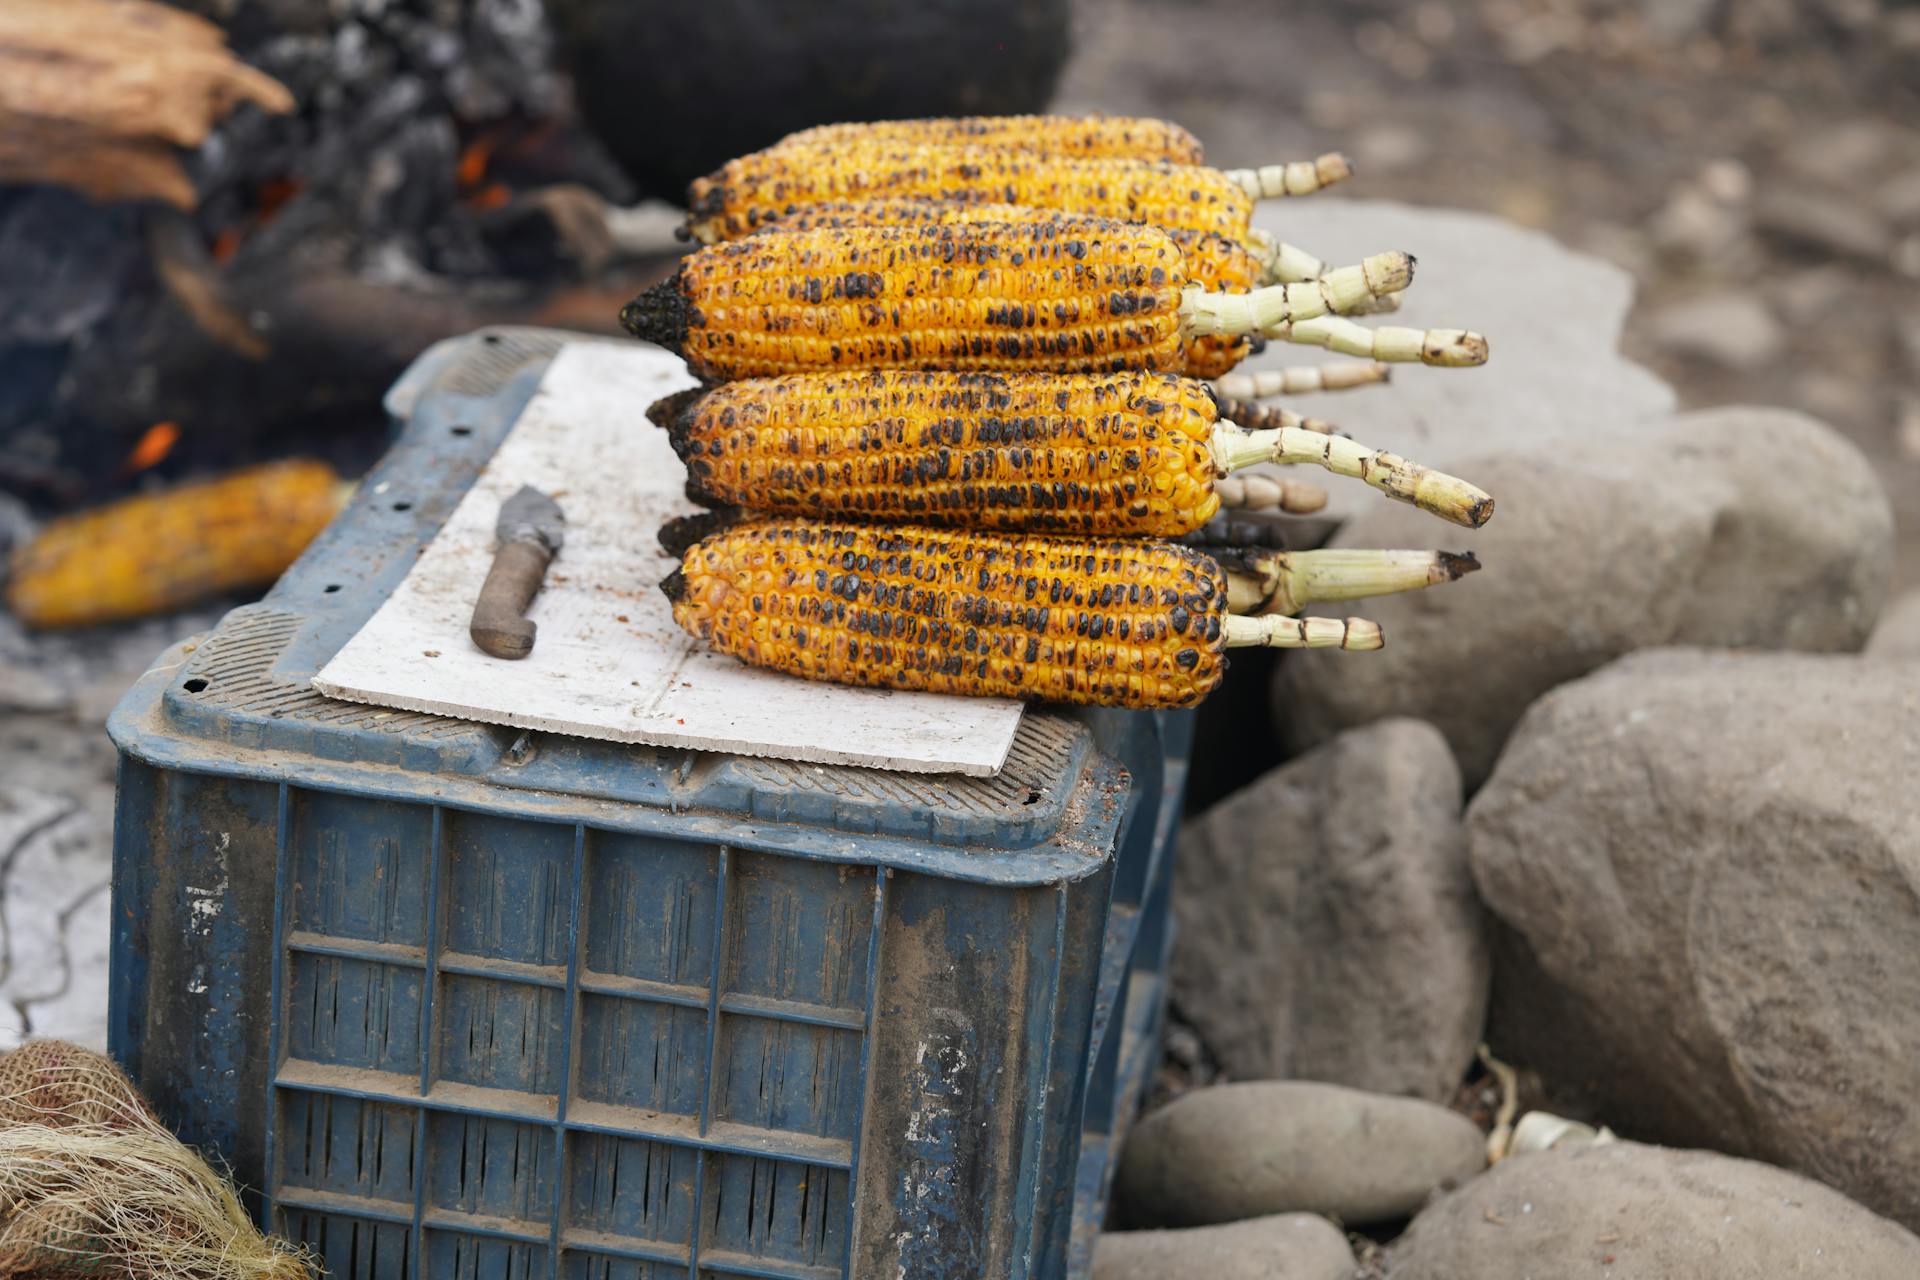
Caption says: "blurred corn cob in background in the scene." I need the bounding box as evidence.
[5,459,351,629]
[655,370,1493,534]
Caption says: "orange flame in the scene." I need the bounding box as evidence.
[124,422,181,473]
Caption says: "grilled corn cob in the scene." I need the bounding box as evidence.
[5,459,349,629]
[688,143,1263,244]
[720,199,1404,379]
[772,114,1208,165]
[657,370,1491,534]
[662,517,1383,709]
[622,219,1480,381]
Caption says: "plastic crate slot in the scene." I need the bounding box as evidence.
[288,954,424,1075]
[722,855,873,1014]
[713,1018,861,1144]
[279,1092,418,1200]
[445,813,573,968]
[280,1207,414,1280]
[586,836,719,989]
[437,975,567,1096]
[567,1133,699,1248]
[575,995,708,1118]
[425,1227,547,1280]
[293,795,432,945]
[426,1112,554,1225]
[700,1153,847,1271]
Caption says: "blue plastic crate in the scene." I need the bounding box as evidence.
[107,329,1187,1280]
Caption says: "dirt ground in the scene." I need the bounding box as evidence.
[1056,0,1920,589]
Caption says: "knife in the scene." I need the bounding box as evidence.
[469,485,565,659]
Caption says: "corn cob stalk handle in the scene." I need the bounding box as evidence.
[1222,548,1479,616]
[1180,253,1414,337]
[1223,153,1353,199]
[1222,613,1383,650]
[1270,315,1490,366]
[1214,362,1391,398]
[1211,423,1495,528]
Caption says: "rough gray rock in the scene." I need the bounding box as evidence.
[1116,1081,1486,1228]
[1866,590,1920,659]
[1390,1141,1920,1279]
[1094,1214,1355,1280]
[1646,292,1783,370]
[1273,406,1892,786]
[1171,718,1485,1102]
[1467,648,1920,1228]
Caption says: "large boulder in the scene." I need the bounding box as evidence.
[1115,1081,1486,1228]
[1467,648,1920,1228]
[1390,1141,1920,1279]
[1094,1215,1355,1280]
[1171,718,1485,1102]
[1273,407,1892,786]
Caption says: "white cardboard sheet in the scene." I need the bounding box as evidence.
[313,342,1024,776]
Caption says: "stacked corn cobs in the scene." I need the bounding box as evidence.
[624,114,1496,710]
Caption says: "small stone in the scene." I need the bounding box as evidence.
[1470,649,1920,1228]
[1391,1142,1920,1278]
[1756,186,1895,262]
[1172,719,1485,1102]
[1646,291,1784,370]
[1699,157,1754,204]
[1115,1081,1487,1228]
[1094,1215,1355,1280]
[1865,590,1920,659]
[1651,185,1747,261]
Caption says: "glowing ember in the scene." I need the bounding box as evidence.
[123,422,181,473]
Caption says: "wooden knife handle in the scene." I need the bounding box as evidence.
[470,539,553,659]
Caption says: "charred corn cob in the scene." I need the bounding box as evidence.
[771,114,1209,165]
[657,370,1491,535]
[663,517,1384,710]
[688,143,1264,245]
[622,219,1479,382]
[720,198,1397,379]
[5,459,349,629]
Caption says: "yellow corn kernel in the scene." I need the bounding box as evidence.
[665,370,1222,537]
[772,114,1207,165]
[685,142,1256,244]
[5,459,347,629]
[663,517,1236,708]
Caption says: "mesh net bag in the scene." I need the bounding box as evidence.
[0,1040,313,1280]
